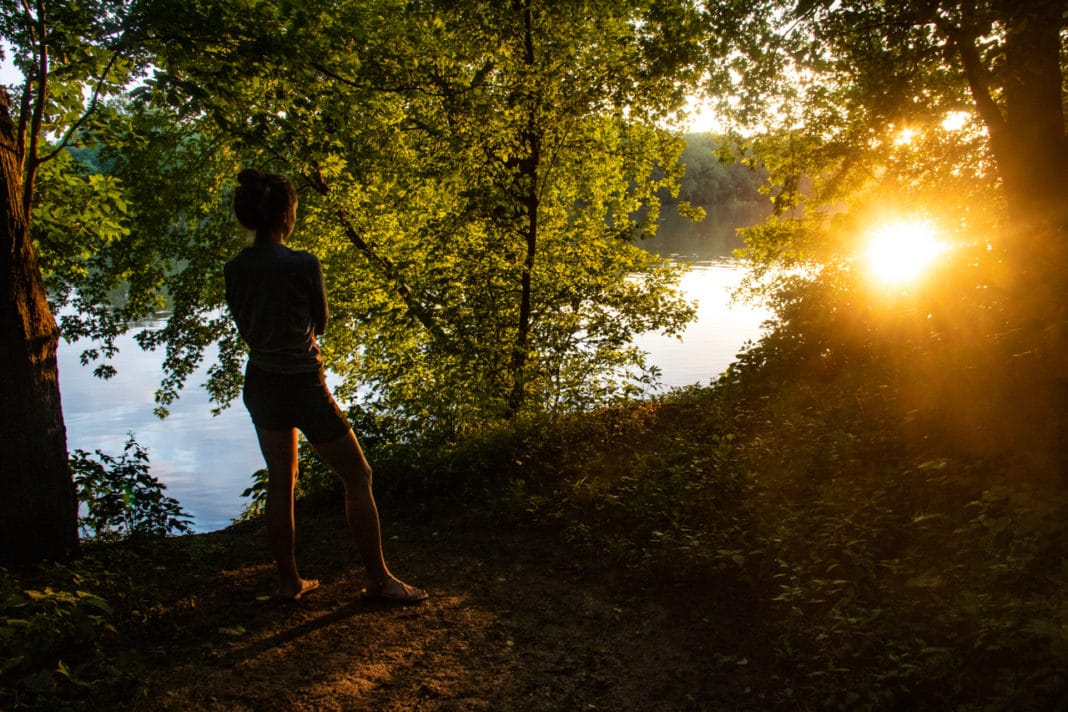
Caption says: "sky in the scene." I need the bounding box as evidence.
[0,40,18,85]
[680,95,725,134]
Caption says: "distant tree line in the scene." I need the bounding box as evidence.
[670,133,769,217]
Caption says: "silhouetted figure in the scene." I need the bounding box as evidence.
[225,168,427,604]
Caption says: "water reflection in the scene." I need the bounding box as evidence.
[635,210,771,388]
[634,262,770,388]
[58,330,262,533]
[58,212,769,532]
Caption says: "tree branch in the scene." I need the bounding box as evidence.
[39,50,122,165]
[936,17,1007,144]
[13,0,39,168]
[23,0,48,221]
[15,75,32,167]
[305,169,451,345]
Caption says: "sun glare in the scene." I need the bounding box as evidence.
[864,220,946,285]
[893,127,917,145]
[941,111,969,132]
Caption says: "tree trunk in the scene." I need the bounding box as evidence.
[0,88,78,565]
[988,0,1067,234]
[505,3,540,419]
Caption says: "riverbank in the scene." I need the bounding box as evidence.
[57,256,768,534]
[5,375,1067,709]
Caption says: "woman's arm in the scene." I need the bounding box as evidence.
[310,257,329,336]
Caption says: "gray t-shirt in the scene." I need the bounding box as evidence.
[224,243,327,374]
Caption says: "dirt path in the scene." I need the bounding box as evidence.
[121,505,778,711]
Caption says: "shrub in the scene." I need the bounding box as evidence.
[0,560,131,709]
[71,434,194,542]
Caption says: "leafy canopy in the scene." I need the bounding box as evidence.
[699,0,1068,473]
[127,0,709,435]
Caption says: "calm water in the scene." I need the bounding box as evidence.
[58,214,770,532]
[634,212,771,387]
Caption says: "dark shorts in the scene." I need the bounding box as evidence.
[242,363,352,444]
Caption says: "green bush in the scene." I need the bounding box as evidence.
[483,257,1068,708]
[707,264,1068,708]
[71,434,193,542]
[0,561,131,709]
[0,437,199,708]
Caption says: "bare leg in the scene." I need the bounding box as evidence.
[255,426,318,599]
[311,429,427,601]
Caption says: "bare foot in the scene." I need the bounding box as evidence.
[361,579,429,605]
[277,578,320,601]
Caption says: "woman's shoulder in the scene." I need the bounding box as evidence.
[290,247,323,270]
[225,247,254,270]
[227,244,320,272]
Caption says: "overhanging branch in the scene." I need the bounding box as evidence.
[936,18,1008,144]
[305,169,451,345]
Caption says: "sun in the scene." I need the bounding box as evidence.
[894,126,918,146]
[864,220,946,284]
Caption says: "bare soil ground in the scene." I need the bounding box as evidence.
[113,500,784,711]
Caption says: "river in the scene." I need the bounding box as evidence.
[57,213,771,532]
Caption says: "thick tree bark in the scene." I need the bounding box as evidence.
[0,87,78,565]
[995,0,1068,234]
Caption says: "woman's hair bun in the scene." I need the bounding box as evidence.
[233,168,298,236]
[238,168,264,186]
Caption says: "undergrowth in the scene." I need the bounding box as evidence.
[9,265,1068,709]
[333,263,1068,709]
[462,263,1068,709]
[2,437,194,710]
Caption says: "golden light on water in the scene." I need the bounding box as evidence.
[864,220,946,284]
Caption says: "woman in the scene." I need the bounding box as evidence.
[224,168,427,604]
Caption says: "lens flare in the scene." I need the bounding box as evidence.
[864,220,945,284]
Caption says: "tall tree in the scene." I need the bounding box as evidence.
[703,0,1067,241]
[0,0,145,564]
[0,86,75,564]
[139,0,708,437]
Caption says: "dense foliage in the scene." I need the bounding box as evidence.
[49,0,705,437]
[71,435,193,542]
[1,0,1065,706]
